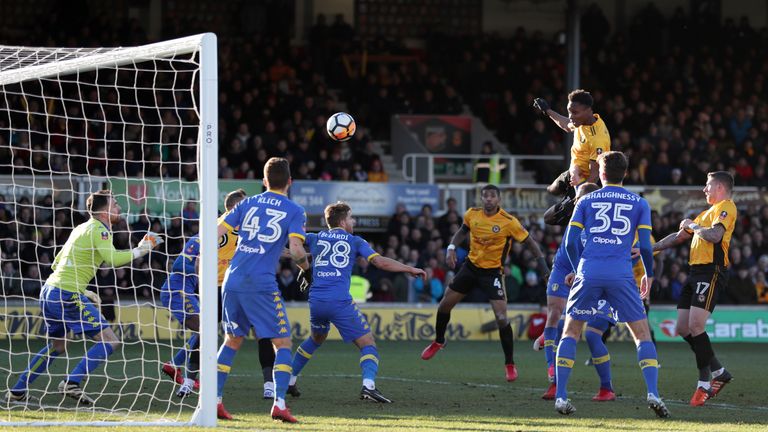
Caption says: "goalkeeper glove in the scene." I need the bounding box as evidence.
[133,232,164,258]
[83,290,101,308]
[297,267,313,292]
[533,98,550,115]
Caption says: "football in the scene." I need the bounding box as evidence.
[326,112,356,142]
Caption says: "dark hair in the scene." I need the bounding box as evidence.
[86,190,112,215]
[568,89,593,108]
[264,157,291,190]
[325,201,351,228]
[481,184,501,195]
[598,151,628,184]
[708,171,734,194]
[576,182,600,200]
[224,189,247,211]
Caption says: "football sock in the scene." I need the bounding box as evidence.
[68,342,114,384]
[692,332,714,381]
[586,329,612,391]
[258,338,275,383]
[543,326,558,368]
[498,323,515,364]
[173,333,198,367]
[291,338,321,379]
[11,343,60,394]
[555,336,577,400]
[435,311,451,344]
[216,345,237,398]
[682,333,695,351]
[187,343,200,380]
[709,356,723,373]
[601,325,611,344]
[637,341,659,398]
[273,348,293,402]
[359,345,379,389]
[555,318,565,344]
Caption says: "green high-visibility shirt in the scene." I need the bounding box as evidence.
[46,218,134,293]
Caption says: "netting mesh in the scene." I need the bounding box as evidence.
[0,40,205,423]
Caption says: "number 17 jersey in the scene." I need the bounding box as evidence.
[569,185,652,279]
[306,228,379,302]
[221,190,306,292]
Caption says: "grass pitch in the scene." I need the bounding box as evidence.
[2,339,766,431]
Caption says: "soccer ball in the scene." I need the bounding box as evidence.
[326,112,356,142]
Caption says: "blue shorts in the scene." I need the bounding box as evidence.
[160,288,199,325]
[547,258,572,299]
[309,299,370,343]
[567,275,646,323]
[221,290,290,339]
[586,299,618,327]
[40,284,109,338]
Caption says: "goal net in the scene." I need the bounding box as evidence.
[0,34,219,426]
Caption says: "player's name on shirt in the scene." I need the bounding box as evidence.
[318,230,350,240]
[583,190,642,202]
[257,195,284,206]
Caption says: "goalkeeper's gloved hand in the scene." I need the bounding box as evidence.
[83,289,101,308]
[533,98,550,115]
[297,267,313,292]
[133,232,164,258]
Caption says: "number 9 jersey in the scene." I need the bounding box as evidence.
[221,190,306,292]
[305,228,379,302]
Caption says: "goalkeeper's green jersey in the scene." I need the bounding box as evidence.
[46,218,134,294]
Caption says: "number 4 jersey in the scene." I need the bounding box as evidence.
[221,190,306,292]
[305,228,379,302]
[569,185,652,279]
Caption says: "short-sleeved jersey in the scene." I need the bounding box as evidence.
[216,213,238,286]
[689,199,737,267]
[632,233,658,287]
[464,208,529,269]
[569,185,652,279]
[47,218,134,294]
[306,228,379,302]
[569,114,610,179]
[165,236,201,293]
[220,190,306,292]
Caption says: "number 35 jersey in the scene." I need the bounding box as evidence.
[306,228,379,302]
[569,185,652,280]
[221,190,306,293]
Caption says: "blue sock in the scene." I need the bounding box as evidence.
[556,318,565,344]
[173,334,198,367]
[290,338,321,378]
[359,345,379,388]
[216,345,237,398]
[273,348,293,400]
[586,329,612,390]
[12,344,60,394]
[637,340,659,398]
[68,342,114,384]
[555,336,577,400]
[543,326,558,368]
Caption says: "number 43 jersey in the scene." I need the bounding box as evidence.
[569,185,652,280]
[221,190,306,293]
[306,228,379,302]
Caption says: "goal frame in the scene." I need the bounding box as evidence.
[0,33,219,427]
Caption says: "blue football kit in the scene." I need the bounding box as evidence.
[161,236,200,324]
[305,228,379,342]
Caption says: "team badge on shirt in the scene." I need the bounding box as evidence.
[719,211,728,219]
[552,283,559,292]
[492,225,500,233]
[101,231,109,240]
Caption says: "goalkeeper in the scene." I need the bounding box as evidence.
[5,190,163,405]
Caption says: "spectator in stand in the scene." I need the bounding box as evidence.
[368,158,388,182]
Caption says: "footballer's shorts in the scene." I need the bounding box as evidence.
[586,299,618,328]
[309,299,371,343]
[221,289,290,339]
[449,261,506,301]
[677,264,728,313]
[546,255,572,299]
[160,288,200,325]
[40,284,110,338]
[567,275,646,323]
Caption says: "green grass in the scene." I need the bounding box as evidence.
[2,340,766,431]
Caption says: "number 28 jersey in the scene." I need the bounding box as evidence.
[306,228,379,302]
[221,190,306,293]
[569,185,652,279]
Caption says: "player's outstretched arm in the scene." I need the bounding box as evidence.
[97,231,163,266]
[652,228,692,252]
[681,219,726,244]
[523,236,550,280]
[533,97,571,132]
[370,255,427,281]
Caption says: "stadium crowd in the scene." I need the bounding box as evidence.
[2,1,768,310]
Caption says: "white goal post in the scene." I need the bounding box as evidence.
[0,33,218,426]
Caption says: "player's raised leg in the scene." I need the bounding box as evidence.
[421,287,465,360]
